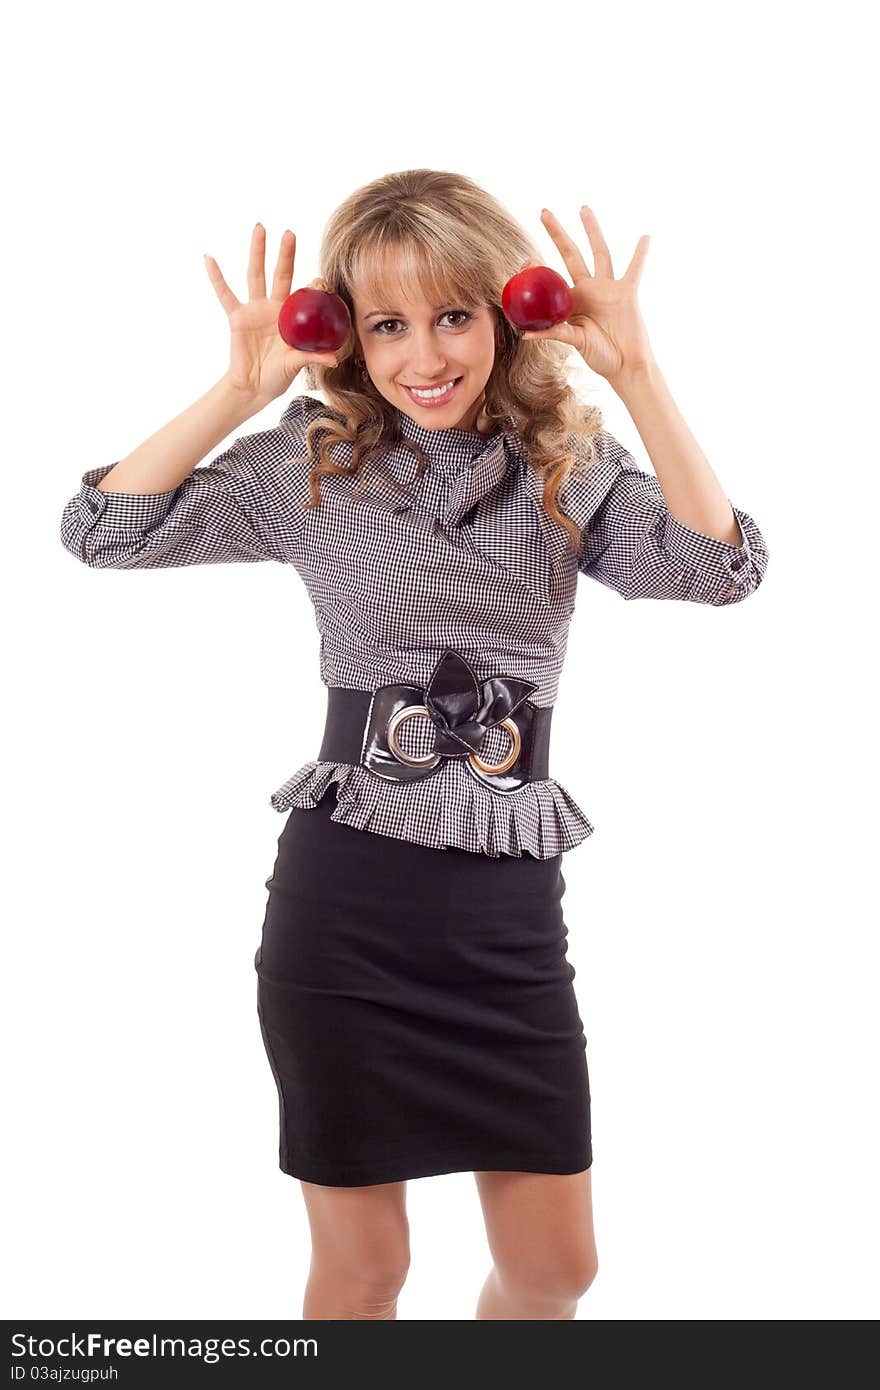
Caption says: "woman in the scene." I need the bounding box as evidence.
[60,169,769,1319]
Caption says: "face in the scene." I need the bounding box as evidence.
[351,284,499,434]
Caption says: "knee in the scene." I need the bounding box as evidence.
[315,1246,411,1314]
[360,1251,411,1298]
[499,1249,599,1304]
[335,1257,411,1318]
[567,1250,599,1299]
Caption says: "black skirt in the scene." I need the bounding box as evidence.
[254,783,592,1186]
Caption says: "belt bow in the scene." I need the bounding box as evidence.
[423,649,538,759]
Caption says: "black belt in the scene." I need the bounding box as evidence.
[317,648,552,792]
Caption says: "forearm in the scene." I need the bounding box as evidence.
[609,361,744,546]
[95,374,263,495]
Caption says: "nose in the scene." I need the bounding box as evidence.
[407,324,450,379]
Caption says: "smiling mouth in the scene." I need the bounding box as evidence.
[401,376,462,396]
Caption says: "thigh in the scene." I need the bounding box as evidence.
[474,1169,597,1285]
[299,1180,411,1278]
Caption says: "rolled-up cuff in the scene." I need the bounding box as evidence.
[661,500,757,590]
[77,464,178,529]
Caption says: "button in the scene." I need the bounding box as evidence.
[729,555,745,572]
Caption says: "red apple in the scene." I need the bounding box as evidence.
[278,287,351,352]
[501,266,573,331]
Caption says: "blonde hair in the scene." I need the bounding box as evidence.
[282,168,605,553]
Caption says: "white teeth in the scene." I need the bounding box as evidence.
[409,379,457,398]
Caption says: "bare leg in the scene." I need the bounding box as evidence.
[298,1178,410,1320]
[474,1169,598,1320]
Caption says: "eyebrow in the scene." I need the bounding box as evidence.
[361,303,460,320]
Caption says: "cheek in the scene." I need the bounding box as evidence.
[362,340,394,370]
[367,337,404,358]
[456,336,490,366]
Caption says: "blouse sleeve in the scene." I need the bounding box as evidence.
[562,429,770,606]
[59,395,314,570]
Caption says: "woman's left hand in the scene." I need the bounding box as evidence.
[519,207,656,386]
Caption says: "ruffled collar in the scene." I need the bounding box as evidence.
[440,433,518,528]
[347,409,524,532]
[401,412,524,529]
[395,408,504,475]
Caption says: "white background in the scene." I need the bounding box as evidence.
[4,0,877,1322]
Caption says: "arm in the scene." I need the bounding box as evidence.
[93,373,261,495]
[583,362,769,605]
[568,424,769,606]
[59,380,309,570]
[578,456,767,606]
[611,360,745,547]
[61,222,342,569]
[520,206,769,604]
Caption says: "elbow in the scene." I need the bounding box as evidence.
[709,558,768,606]
[717,517,770,606]
[720,568,767,606]
[684,533,770,606]
[719,545,770,606]
[60,505,104,568]
[62,531,102,568]
[60,527,123,569]
[59,523,93,568]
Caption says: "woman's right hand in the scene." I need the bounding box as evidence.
[203,223,346,408]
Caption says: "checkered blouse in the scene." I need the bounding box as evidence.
[60,392,769,858]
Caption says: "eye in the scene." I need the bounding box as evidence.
[370,310,475,336]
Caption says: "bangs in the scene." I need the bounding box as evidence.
[349,237,485,313]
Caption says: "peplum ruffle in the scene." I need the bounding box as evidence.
[269,758,595,860]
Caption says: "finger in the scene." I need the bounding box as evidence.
[623,235,650,287]
[521,322,581,350]
[304,351,340,369]
[578,206,614,278]
[539,208,592,281]
[203,253,241,316]
[248,221,267,300]
[271,229,296,303]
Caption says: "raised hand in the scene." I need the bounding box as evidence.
[203,224,345,407]
[521,207,655,386]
